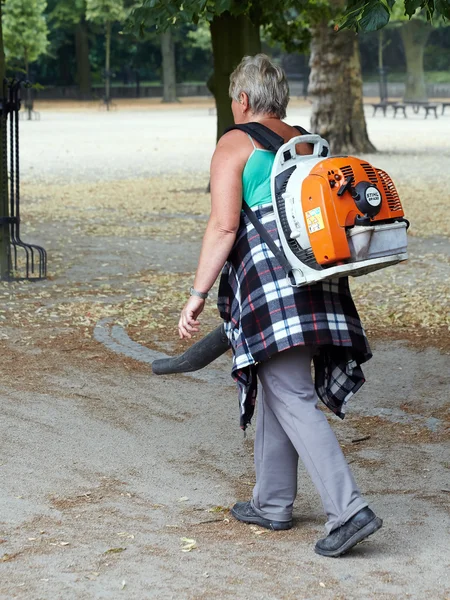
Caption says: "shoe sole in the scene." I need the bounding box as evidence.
[230,507,292,531]
[314,517,383,557]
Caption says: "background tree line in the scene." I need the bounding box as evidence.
[3,0,450,95]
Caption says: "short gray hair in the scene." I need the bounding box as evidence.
[229,54,290,119]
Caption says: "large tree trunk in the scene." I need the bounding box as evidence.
[399,19,432,102]
[161,29,177,103]
[309,23,375,154]
[75,20,91,100]
[209,12,261,142]
[0,2,10,279]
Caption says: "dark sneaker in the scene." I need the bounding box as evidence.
[315,507,383,557]
[230,501,292,531]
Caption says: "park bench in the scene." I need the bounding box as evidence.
[371,100,398,117]
[403,100,428,114]
[392,103,407,118]
[441,102,450,115]
[371,102,389,117]
[422,103,439,119]
[403,100,440,119]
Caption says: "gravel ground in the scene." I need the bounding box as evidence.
[20,100,450,184]
[1,102,449,600]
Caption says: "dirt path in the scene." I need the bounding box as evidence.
[1,320,449,600]
[0,105,449,599]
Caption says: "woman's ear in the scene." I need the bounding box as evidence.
[240,92,250,112]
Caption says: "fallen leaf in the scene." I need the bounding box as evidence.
[249,525,268,535]
[208,506,227,513]
[1,553,19,562]
[180,537,197,552]
[104,547,126,554]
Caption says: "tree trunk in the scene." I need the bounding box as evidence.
[75,20,91,100]
[377,30,388,103]
[0,2,10,279]
[309,23,375,154]
[25,58,33,120]
[399,19,432,102]
[161,29,177,103]
[105,20,111,109]
[209,12,261,142]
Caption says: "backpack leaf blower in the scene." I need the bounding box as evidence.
[231,122,409,287]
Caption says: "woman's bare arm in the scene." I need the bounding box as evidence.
[178,131,248,339]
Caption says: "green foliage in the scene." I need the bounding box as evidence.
[186,21,211,50]
[3,0,50,67]
[264,2,331,53]
[128,0,317,34]
[339,0,449,32]
[86,0,127,24]
[359,2,390,30]
[424,24,450,69]
[49,0,86,26]
[128,0,329,54]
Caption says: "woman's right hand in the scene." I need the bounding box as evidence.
[178,295,205,339]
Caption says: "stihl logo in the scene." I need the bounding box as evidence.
[366,187,382,206]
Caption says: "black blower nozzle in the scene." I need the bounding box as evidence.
[151,324,230,375]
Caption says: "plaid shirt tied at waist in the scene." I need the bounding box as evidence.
[217,203,372,430]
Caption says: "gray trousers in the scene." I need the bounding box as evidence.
[251,345,367,534]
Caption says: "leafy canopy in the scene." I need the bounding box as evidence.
[128,0,328,52]
[338,0,449,32]
[129,0,323,32]
[3,0,49,66]
[86,0,126,24]
[129,0,449,34]
[49,0,86,27]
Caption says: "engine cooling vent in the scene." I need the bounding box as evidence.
[361,163,379,185]
[376,169,402,212]
[340,165,355,181]
[274,168,322,271]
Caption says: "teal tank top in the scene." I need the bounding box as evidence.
[242,135,274,208]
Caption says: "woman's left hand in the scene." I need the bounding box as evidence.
[178,296,205,339]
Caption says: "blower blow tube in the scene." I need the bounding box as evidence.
[151,324,230,375]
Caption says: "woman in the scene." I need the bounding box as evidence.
[178,54,382,557]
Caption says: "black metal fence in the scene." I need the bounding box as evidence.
[0,79,47,280]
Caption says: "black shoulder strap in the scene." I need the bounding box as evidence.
[242,203,293,280]
[223,121,312,280]
[224,122,284,152]
[294,125,310,135]
[224,122,311,151]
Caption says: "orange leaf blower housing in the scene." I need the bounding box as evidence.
[271,134,408,287]
[302,158,405,265]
